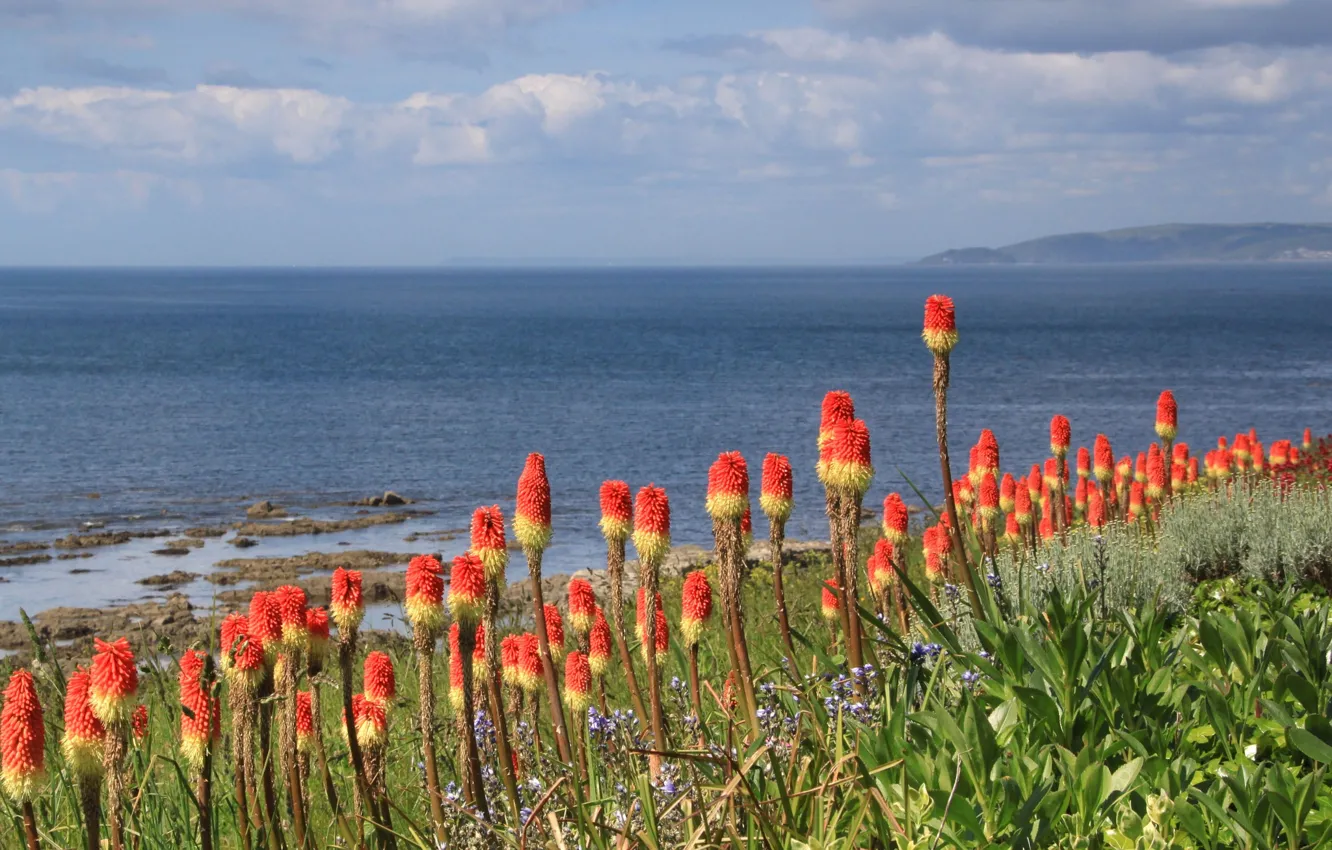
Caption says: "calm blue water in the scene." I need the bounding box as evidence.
[0,265,1329,614]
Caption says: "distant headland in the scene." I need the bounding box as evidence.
[917,223,1332,265]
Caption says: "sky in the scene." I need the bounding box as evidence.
[1,0,1330,265]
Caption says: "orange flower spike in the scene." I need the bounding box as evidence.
[473,621,490,683]
[821,418,873,494]
[448,553,486,628]
[1155,390,1178,441]
[563,652,593,714]
[1088,488,1106,529]
[706,451,750,521]
[567,578,597,635]
[1076,447,1091,480]
[1093,435,1114,484]
[598,480,634,543]
[179,650,218,772]
[514,452,553,553]
[219,612,246,673]
[131,705,148,743]
[954,479,971,508]
[363,651,396,706]
[274,585,309,652]
[650,610,670,664]
[295,691,314,754]
[1134,452,1148,484]
[354,695,387,750]
[881,492,909,545]
[999,473,1016,514]
[405,554,446,635]
[978,474,999,523]
[1128,481,1145,522]
[680,571,714,648]
[330,567,364,635]
[1050,415,1071,458]
[1303,428,1313,452]
[1027,465,1041,503]
[518,633,544,694]
[588,608,612,677]
[1234,434,1252,467]
[1043,458,1059,492]
[470,506,509,583]
[1074,477,1088,512]
[448,625,466,713]
[922,294,958,355]
[924,550,945,584]
[632,484,671,566]
[90,637,139,725]
[306,607,330,673]
[1188,456,1200,484]
[1002,513,1021,545]
[741,507,753,550]
[967,445,981,487]
[1251,442,1266,474]
[977,429,1000,481]
[1014,479,1033,526]
[62,667,106,779]
[1146,446,1166,500]
[1038,514,1054,542]
[248,592,283,664]
[820,580,841,621]
[543,604,566,662]
[760,454,794,523]
[500,635,522,688]
[1,670,46,802]
[818,390,856,450]
[867,538,895,598]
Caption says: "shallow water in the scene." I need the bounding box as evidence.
[1,264,1330,617]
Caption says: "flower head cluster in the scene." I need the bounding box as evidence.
[1,670,45,802]
[330,567,364,635]
[515,453,553,553]
[471,506,508,582]
[760,453,794,523]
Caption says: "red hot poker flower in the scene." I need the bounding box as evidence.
[632,484,671,565]
[274,585,308,651]
[588,608,612,677]
[306,607,330,672]
[706,451,750,521]
[922,294,958,355]
[501,635,522,688]
[760,453,794,523]
[448,553,487,628]
[881,492,909,545]
[518,633,543,694]
[448,624,466,713]
[680,571,714,648]
[563,652,593,713]
[1014,480,1033,525]
[1088,487,1106,528]
[978,474,999,522]
[543,604,566,662]
[1076,446,1091,479]
[1002,513,1021,545]
[818,391,856,449]
[330,567,364,635]
[295,691,314,754]
[977,429,999,476]
[1000,473,1016,513]
[471,506,508,583]
[179,650,219,772]
[821,580,841,620]
[220,612,247,673]
[130,705,148,743]
[1155,390,1178,441]
[1,670,46,802]
[406,554,446,634]
[473,621,490,683]
[567,578,597,635]
[820,418,874,495]
[1050,415,1071,457]
[363,652,396,706]
[62,666,105,779]
[90,637,139,725]
[867,538,895,598]
[1134,452,1148,484]
[248,592,282,663]
[598,480,633,543]
[515,453,553,553]
[1094,435,1114,483]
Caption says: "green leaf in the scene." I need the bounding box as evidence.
[1289,726,1332,764]
[1110,757,1144,795]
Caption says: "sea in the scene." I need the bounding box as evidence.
[0,265,1329,621]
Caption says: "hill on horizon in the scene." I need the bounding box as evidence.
[918,223,1332,265]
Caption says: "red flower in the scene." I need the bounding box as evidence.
[248,592,282,661]
[515,453,553,552]
[632,484,671,565]
[924,550,944,583]
[1039,514,1053,541]
[1128,481,1145,521]
[881,492,909,544]
[819,418,874,495]
[1002,513,1021,545]
[501,635,522,688]
[62,666,105,778]
[473,621,489,683]
[364,652,395,706]
[471,506,509,582]
[331,567,364,635]
[1,670,45,801]
[818,390,856,449]
[598,480,634,543]
[1049,415,1071,457]
[1014,479,1033,525]
[543,604,566,662]
[821,579,840,620]
[179,650,219,772]
[306,607,330,672]
[274,585,308,650]
[999,473,1016,514]
[1094,435,1114,483]
[219,612,246,673]
[353,694,387,749]
[406,554,446,634]
[568,578,597,635]
[644,608,669,664]
[680,571,713,648]
[1173,442,1189,464]
[1155,390,1178,441]
[448,624,467,713]
[448,553,487,627]
[922,294,958,354]
[589,608,612,676]
[1074,476,1088,511]
[563,652,593,713]
[977,429,999,476]
[867,538,895,597]
[741,506,753,549]
[90,637,139,725]
[978,474,999,521]
[1303,428,1312,451]
[760,453,794,523]
[1043,458,1059,492]
[1134,452,1148,484]
[1188,456,1199,483]
[1088,487,1106,528]
[706,451,750,521]
[1076,446,1091,479]
[518,633,543,694]
[1027,465,1042,502]
[295,691,314,753]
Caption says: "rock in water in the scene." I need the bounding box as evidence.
[246,500,287,519]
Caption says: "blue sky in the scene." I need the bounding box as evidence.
[1,0,1329,264]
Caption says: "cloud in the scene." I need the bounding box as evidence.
[814,0,1332,53]
[201,65,274,89]
[47,55,170,85]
